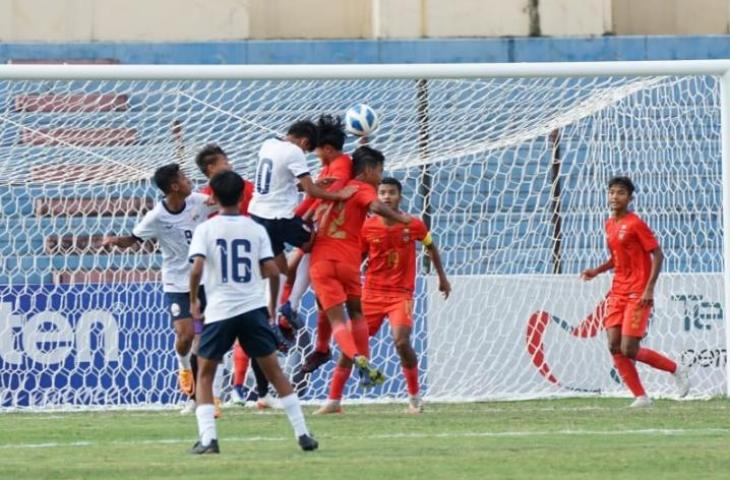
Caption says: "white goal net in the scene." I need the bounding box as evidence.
[0,63,727,409]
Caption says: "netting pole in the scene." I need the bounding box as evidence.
[548,128,563,274]
[416,78,433,273]
[721,71,730,397]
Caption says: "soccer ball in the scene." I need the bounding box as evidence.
[345,104,379,137]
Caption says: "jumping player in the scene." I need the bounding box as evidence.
[309,146,412,391]
[188,170,317,454]
[317,177,451,414]
[581,176,689,407]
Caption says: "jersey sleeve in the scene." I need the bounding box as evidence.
[327,156,352,182]
[354,184,378,210]
[412,218,433,246]
[288,149,310,178]
[257,224,274,263]
[188,223,208,261]
[132,210,158,241]
[634,218,660,252]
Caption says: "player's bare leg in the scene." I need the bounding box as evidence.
[181,331,200,414]
[278,249,306,329]
[255,352,318,451]
[607,328,650,407]
[174,318,196,397]
[267,253,289,319]
[392,324,422,414]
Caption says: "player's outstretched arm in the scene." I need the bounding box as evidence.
[425,241,451,299]
[640,246,664,307]
[102,235,142,250]
[189,256,204,320]
[369,200,411,225]
[580,258,614,281]
[298,175,357,202]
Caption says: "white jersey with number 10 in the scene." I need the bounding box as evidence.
[247,137,310,220]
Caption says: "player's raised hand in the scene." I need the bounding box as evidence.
[439,277,451,299]
[580,268,597,281]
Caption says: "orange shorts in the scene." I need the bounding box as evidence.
[309,260,362,311]
[604,294,651,338]
[363,292,414,337]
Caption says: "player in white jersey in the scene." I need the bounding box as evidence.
[188,170,318,454]
[104,163,213,399]
[248,120,356,318]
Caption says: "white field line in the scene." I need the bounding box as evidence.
[5,402,729,420]
[2,428,729,450]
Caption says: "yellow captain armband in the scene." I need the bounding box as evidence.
[421,232,433,247]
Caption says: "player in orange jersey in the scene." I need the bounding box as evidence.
[276,116,355,376]
[317,177,451,414]
[309,146,411,394]
[581,176,689,407]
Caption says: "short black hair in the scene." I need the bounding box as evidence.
[316,114,346,151]
[287,120,318,152]
[608,176,635,195]
[153,163,182,194]
[210,170,244,207]
[353,146,385,176]
[195,144,227,176]
[379,177,402,193]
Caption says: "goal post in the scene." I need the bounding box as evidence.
[0,60,728,409]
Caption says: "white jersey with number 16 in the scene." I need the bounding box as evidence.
[188,214,273,323]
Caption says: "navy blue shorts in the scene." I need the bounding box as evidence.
[250,214,311,257]
[197,307,278,360]
[164,287,206,326]
[164,292,191,323]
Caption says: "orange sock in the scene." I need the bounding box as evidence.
[636,348,677,373]
[332,323,358,359]
[402,365,419,396]
[329,366,352,400]
[315,311,332,353]
[613,353,646,397]
[350,318,370,357]
[233,343,249,387]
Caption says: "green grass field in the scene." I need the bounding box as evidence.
[1,398,729,480]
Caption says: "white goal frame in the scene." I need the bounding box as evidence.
[1,59,729,402]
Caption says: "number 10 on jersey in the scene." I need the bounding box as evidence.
[216,239,252,283]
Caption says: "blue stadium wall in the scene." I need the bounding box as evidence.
[1,35,730,64]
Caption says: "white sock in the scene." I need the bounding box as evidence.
[280,393,309,438]
[177,351,191,370]
[212,364,224,398]
[289,254,310,312]
[195,404,217,445]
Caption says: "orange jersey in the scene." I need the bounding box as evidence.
[294,153,353,218]
[361,215,429,296]
[200,178,254,217]
[310,179,377,266]
[606,212,659,295]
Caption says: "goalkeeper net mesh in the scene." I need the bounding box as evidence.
[0,71,725,408]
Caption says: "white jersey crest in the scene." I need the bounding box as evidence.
[132,192,213,293]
